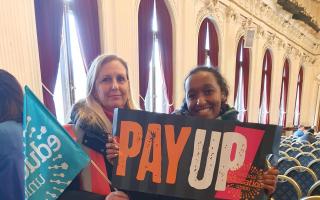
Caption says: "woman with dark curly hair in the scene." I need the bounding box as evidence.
[0,69,24,200]
[174,66,278,197]
[175,66,238,120]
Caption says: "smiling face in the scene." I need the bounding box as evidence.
[94,60,129,112]
[185,71,224,119]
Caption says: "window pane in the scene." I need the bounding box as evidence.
[235,66,245,122]
[234,37,248,122]
[54,13,69,124]
[259,74,268,124]
[204,22,212,66]
[279,82,285,126]
[259,51,271,124]
[54,67,64,123]
[68,12,86,103]
[294,69,302,126]
[53,8,86,124]
[204,54,211,66]
[144,1,169,113]
[294,85,300,126]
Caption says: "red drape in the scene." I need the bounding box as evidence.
[280,59,289,126]
[233,37,249,122]
[296,67,304,125]
[138,0,173,111]
[138,0,154,109]
[35,0,64,116]
[197,18,219,67]
[259,50,272,124]
[157,0,173,112]
[71,0,101,71]
[242,41,249,122]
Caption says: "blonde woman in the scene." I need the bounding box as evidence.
[60,55,136,200]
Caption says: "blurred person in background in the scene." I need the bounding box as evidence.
[298,128,317,144]
[0,69,24,200]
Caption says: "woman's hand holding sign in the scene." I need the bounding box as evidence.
[105,137,130,200]
[105,191,129,200]
[106,135,119,165]
[260,167,279,195]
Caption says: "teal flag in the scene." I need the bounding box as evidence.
[23,86,90,200]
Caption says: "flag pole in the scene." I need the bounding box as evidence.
[42,82,55,97]
[90,160,118,191]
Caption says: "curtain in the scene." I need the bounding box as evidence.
[156,0,173,112]
[34,0,64,116]
[234,39,241,103]
[242,41,250,122]
[71,0,101,71]
[197,18,219,67]
[259,55,266,111]
[265,51,272,124]
[282,59,290,126]
[259,50,272,124]
[298,67,304,125]
[197,20,206,65]
[138,0,173,111]
[233,37,249,122]
[138,0,153,109]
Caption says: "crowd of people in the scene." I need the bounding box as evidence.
[293,126,318,144]
[0,54,279,200]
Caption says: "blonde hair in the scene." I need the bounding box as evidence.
[85,54,137,131]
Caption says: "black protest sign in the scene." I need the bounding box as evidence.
[111,109,281,200]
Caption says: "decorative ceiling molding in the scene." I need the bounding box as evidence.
[235,0,318,64]
[277,0,320,32]
[225,5,237,22]
[220,0,320,56]
[199,0,218,9]
[196,0,319,64]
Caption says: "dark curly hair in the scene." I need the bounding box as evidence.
[179,65,229,114]
[0,69,23,123]
[184,65,229,100]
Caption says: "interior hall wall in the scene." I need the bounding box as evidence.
[0,0,42,99]
[99,0,320,126]
[0,0,319,127]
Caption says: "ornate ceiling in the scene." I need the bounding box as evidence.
[281,0,320,31]
[298,0,320,23]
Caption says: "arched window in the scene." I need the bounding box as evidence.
[294,67,303,126]
[197,18,219,67]
[138,0,173,113]
[35,0,100,123]
[279,59,290,127]
[258,50,272,124]
[234,37,250,122]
